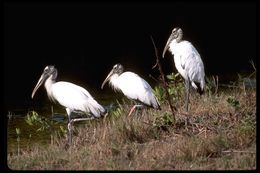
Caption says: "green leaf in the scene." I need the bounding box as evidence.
[16,128,21,135]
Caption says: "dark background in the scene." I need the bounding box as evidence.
[4,2,256,112]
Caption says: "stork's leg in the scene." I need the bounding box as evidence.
[128,104,143,116]
[185,80,190,112]
[66,108,73,146]
[66,109,98,147]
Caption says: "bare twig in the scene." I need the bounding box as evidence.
[142,121,154,126]
[152,61,158,69]
[247,60,256,79]
[150,36,176,119]
[222,150,255,154]
[149,74,160,83]
[249,60,256,71]
[213,75,219,95]
[218,84,240,88]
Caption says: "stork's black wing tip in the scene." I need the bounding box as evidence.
[198,87,205,95]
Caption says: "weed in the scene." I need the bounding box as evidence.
[226,96,240,109]
[7,73,256,170]
[15,128,21,156]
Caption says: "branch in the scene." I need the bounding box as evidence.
[222,150,255,154]
[149,74,160,83]
[150,36,176,119]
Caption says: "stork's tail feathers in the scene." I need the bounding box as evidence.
[197,86,204,95]
[156,104,162,110]
[98,106,107,117]
[144,102,161,110]
[152,95,161,110]
[193,81,205,95]
[86,100,106,118]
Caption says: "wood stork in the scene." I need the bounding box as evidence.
[101,63,161,116]
[31,65,106,146]
[162,27,205,112]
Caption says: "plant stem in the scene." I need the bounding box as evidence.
[51,106,54,145]
[150,36,176,120]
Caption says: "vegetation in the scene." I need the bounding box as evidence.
[7,72,256,170]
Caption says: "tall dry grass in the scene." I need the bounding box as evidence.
[7,77,256,170]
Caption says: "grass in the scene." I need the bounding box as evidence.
[7,75,256,170]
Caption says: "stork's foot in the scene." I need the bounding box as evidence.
[128,105,143,116]
[128,106,136,117]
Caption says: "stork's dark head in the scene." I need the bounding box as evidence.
[41,66,57,80]
[31,65,57,98]
[162,27,183,58]
[101,63,124,89]
[171,27,183,42]
[111,63,124,74]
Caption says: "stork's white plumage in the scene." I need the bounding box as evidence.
[45,81,105,117]
[32,65,105,146]
[162,27,205,112]
[101,64,160,116]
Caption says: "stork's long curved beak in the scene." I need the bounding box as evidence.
[162,35,173,58]
[31,74,47,99]
[101,70,114,89]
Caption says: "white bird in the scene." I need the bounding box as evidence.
[31,65,106,146]
[162,27,205,112]
[101,63,161,116]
